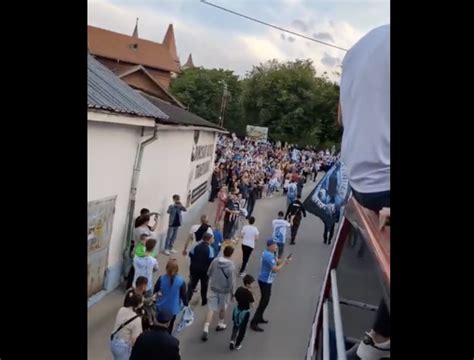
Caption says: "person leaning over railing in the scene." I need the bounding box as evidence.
[339,24,390,360]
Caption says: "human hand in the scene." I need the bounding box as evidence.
[182,249,188,256]
[379,208,390,230]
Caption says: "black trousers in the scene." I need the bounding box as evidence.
[290,217,301,243]
[126,265,135,288]
[187,270,209,304]
[352,189,390,213]
[240,244,253,273]
[323,222,335,244]
[373,298,390,338]
[223,219,236,240]
[251,281,272,325]
[167,315,177,334]
[246,200,256,219]
[209,186,219,202]
[312,170,318,181]
[231,311,250,346]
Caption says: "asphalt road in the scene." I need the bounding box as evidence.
[88,178,332,360]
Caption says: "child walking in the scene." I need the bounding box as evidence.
[229,275,255,351]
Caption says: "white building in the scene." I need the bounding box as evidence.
[87,54,225,306]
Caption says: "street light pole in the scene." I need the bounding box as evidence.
[218,81,230,128]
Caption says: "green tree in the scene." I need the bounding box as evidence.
[242,59,341,146]
[169,67,245,134]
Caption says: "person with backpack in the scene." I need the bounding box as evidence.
[272,211,291,258]
[110,291,143,360]
[154,259,189,334]
[285,194,307,245]
[201,245,236,341]
[287,179,298,207]
[182,214,213,256]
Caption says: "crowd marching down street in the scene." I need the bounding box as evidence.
[110,134,339,360]
[104,20,391,360]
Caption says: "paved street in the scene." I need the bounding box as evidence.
[88,177,332,360]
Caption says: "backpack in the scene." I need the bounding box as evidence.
[288,184,296,199]
[194,224,210,242]
[274,226,284,243]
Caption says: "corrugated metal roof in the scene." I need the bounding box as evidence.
[88,54,168,120]
[140,92,226,131]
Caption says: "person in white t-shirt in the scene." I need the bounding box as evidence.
[272,211,291,258]
[239,216,260,277]
[182,214,214,256]
[339,24,390,213]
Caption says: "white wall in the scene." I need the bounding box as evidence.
[136,129,217,245]
[88,120,141,285]
[189,131,217,192]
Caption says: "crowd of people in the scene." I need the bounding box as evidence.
[210,135,337,241]
[108,21,390,360]
[110,135,338,360]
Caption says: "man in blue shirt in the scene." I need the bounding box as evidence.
[250,239,291,332]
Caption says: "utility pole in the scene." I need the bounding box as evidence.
[218,81,231,128]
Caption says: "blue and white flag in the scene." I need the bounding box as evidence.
[303,161,350,225]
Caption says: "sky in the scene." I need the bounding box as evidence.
[88,0,389,82]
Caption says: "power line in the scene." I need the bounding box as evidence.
[200,0,348,52]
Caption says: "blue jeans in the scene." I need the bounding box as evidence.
[110,337,131,360]
[276,242,284,258]
[165,226,179,250]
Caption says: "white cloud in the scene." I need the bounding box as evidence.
[88,0,384,82]
[237,35,288,63]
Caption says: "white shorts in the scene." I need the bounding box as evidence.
[207,290,231,311]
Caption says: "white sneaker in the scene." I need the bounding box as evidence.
[235,344,242,350]
[216,323,227,331]
[356,332,390,359]
[239,272,246,278]
[164,250,171,256]
[170,249,178,254]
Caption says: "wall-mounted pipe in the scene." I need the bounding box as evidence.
[122,124,159,273]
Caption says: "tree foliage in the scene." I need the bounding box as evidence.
[169,67,245,134]
[242,59,340,146]
[169,60,341,146]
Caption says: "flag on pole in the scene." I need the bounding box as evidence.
[303,161,350,225]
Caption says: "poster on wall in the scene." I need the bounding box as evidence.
[88,196,116,298]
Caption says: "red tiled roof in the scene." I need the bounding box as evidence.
[88,25,180,73]
[162,24,180,69]
[182,53,195,69]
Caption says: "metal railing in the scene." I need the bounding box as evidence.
[306,196,390,360]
